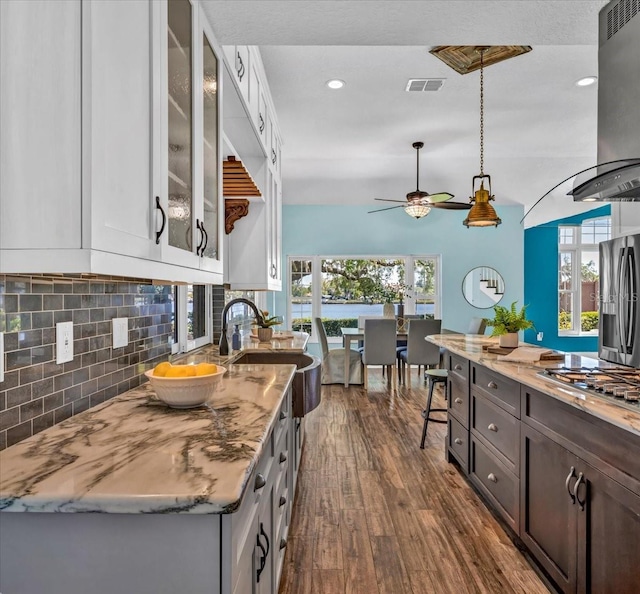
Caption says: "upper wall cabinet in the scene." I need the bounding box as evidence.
[0,0,224,285]
[222,46,283,291]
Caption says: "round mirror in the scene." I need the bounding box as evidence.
[462,267,505,309]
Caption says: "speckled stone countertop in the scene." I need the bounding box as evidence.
[0,364,296,514]
[428,334,640,437]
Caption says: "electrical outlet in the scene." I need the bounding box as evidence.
[0,332,5,383]
[112,318,129,349]
[56,322,74,364]
[537,332,544,341]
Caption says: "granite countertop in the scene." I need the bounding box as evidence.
[428,334,640,437]
[0,364,296,514]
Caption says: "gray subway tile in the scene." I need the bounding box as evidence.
[20,399,43,422]
[43,392,64,412]
[43,294,64,311]
[7,385,32,408]
[7,421,32,447]
[33,411,55,434]
[20,363,44,385]
[19,294,42,312]
[54,404,73,424]
[0,407,20,431]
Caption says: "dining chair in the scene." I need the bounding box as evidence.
[361,318,397,389]
[467,317,487,334]
[314,317,363,385]
[397,319,442,385]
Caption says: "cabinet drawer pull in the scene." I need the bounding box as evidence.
[279,452,287,464]
[200,222,208,257]
[488,423,498,432]
[254,473,266,491]
[279,537,287,551]
[237,52,245,81]
[196,218,204,255]
[454,364,463,371]
[565,466,576,504]
[454,438,463,445]
[256,522,270,582]
[487,381,498,389]
[573,472,585,511]
[272,148,277,164]
[279,410,287,421]
[271,264,277,278]
[155,196,166,244]
[454,397,463,404]
[259,113,265,133]
[487,473,498,483]
[279,495,287,507]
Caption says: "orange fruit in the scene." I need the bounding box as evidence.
[165,365,187,377]
[153,361,172,377]
[195,362,218,376]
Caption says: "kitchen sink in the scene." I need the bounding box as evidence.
[231,352,322,417]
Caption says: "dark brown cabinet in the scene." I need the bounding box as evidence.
[521,423,640,594]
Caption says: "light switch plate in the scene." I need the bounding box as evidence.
[112,318,129,349]
[0,332,5,383]
[56,321,74,364]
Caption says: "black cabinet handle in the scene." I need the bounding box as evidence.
[237,52,245,81]
[256,530,267,582]
[487,381,498,389]
[573,472,585,511]
[279,452,287,464]
[279,538,287,551]
[254,473,266,491]
[155,196,166,244]
[261,523,270,558]
[259,113,265,133]
[196,218,204,255]
[200,221,208,257]
[565,466,576,504]
[271,148,277,164]
[279,495,287,507]
[279,410,287,421]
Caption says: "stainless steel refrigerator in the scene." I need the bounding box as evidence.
[599,233,640,367]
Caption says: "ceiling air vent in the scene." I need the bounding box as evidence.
[405,78,445,92]
[606,0,639,40]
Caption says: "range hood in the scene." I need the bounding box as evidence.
[570,0,640,202]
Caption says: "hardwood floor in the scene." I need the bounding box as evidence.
[279,369,550,594]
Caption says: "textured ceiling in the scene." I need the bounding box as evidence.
[202,1,610,223]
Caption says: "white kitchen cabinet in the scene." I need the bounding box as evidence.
[0,0,224,284]
[223,46,283,291]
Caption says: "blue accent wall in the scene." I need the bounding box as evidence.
[274,204,524,334]
[523,205,610,352]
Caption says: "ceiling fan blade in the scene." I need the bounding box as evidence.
[374,198,408,203]
[431,201,472,210]
[425,192,454,203]
[368,205,405,214]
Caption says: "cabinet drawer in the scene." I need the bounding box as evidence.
[448,374,469,428]
[447,352,469,382]
[447,415,469,471]
[472,395,520,474]
[472,365,520,417]
[470,437,519,532]
[273,396,290,447]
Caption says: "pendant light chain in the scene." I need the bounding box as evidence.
[479,48,485,176]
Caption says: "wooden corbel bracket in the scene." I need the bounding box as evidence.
[225,198,250,234]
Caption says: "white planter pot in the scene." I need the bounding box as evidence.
[499,333,519,348]
[383,303,395,318]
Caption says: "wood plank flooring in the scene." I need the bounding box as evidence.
[279,369,550,594]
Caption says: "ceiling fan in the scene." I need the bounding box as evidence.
[368,142,471,218]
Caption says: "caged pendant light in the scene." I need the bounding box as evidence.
[463,48,502,228]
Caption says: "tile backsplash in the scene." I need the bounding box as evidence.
[0,275,173,450]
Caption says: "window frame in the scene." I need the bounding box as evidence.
[172,284,213,354]
[558,217,611,336]
[287,254,442,342]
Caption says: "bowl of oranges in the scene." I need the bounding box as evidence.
[144,362,226,408]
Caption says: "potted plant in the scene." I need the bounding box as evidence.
[256,310,281,342]
[485,301,534,348]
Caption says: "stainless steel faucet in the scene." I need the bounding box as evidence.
[219,298,265,356]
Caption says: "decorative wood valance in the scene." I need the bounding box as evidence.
[223,156,261,197]
[225,198,250,234]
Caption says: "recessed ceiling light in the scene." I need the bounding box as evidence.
[326,79,345,89]
[576,76,597,87]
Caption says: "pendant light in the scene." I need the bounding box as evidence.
[463,48,502,228]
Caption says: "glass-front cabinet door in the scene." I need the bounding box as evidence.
[158,0,223,278]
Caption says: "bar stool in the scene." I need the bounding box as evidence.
[420,369,448,449]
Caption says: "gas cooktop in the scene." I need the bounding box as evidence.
[539,366,640,413]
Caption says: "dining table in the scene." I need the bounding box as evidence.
[340,327,407,387]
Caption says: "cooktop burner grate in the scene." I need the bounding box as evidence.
[539,366,640,412]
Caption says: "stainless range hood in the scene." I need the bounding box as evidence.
[570,0,640,202]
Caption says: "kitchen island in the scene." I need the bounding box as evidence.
[0,363,299,594]
[428,333,640,594]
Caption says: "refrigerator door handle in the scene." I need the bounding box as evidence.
[618,249,628,355]
[626,249,636,352]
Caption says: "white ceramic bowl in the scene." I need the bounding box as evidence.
[144,366,226,408]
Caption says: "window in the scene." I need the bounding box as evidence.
[288,255,441,342]
[171,284,212,353]
[558,217,611,334]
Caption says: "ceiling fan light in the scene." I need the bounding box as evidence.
[404,203,431,219]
